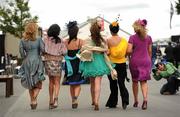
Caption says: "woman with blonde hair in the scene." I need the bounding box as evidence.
[127,19,152,110]
[80,20,110,111]
[19,21,45,110]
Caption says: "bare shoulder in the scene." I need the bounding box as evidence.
[78,38,85,47]
[63,39,69,45]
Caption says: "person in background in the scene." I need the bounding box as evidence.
[127,19,152,110]
[174,42,180,68]
[156,45,162,63]
[153,62,180,95]
[19,21,45,110]
[43,24,67,109]
[152,43,157,68]
[165,42,174,64]
[105,21,129,110]
[64,21,85,109]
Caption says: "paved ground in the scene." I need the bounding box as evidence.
[0,71,180,117]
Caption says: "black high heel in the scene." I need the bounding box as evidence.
[142,101,147,110]
[94,104,99,111]
[30,103,37,110]
[133,101,138,107]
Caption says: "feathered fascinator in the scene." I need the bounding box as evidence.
[111,14,120,27]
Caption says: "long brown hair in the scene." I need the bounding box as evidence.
[23,21,38,41]
[90,20,105,46]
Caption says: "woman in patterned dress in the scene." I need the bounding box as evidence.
[43,24,67,109]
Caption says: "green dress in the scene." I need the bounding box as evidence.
[80,40,110,78]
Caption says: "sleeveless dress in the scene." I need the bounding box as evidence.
[80,40,110,78]
[64,49,85,85]
[18,38,45,89]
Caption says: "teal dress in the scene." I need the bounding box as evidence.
[80,51,110,78]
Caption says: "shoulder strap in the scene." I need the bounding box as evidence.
[78,39,81,49]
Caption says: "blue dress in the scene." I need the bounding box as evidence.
[19,38,45,89]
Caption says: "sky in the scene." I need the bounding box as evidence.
[1,0,180,41]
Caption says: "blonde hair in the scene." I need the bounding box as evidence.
[23,21,38,41]
[132,19,147,39]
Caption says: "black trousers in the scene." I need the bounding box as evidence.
[160,76,179,95]
[106,63,129,107]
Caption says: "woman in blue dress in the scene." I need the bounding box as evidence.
[80,20,110,111]
[19,21,45,110]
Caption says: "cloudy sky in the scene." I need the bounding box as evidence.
[1,0,180,41]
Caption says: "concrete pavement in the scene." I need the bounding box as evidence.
[0,71,180,117]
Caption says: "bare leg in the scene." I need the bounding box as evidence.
[33,82,42,104]
[140,81,148,101]
[71,85,81,108]
[49,76,54,104]
[71,85,81,99]
[54,76,61,98]
[29,89,34,104]
[90,78,95,105]
[94,77,102,105]
[132,81,139,106]
[140,80,148,110]
[53,76,61,107]
[70,85,75,100]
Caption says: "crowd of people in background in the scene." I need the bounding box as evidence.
[17,17,180,111]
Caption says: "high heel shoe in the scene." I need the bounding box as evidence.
[72,96,78,109]
[53,97,58,108]
[49,103,55,109]
[72,103,78,109]
[30,103,37,110]
[122,103,127,110]
[133,101,138,107]
[142,101,147,110]
[94,104,99,111]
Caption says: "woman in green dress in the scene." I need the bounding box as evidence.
[80,20,110,111]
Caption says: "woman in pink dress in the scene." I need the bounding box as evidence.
[127,19,152,110]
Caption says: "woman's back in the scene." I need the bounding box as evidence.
[129,34,152,63]
[19,38,44,58]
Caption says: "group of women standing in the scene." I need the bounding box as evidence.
[18,18,152,111]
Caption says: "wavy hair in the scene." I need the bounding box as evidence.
[23,22,38,41]
[90,20,105,46]
[132,19,148,39]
